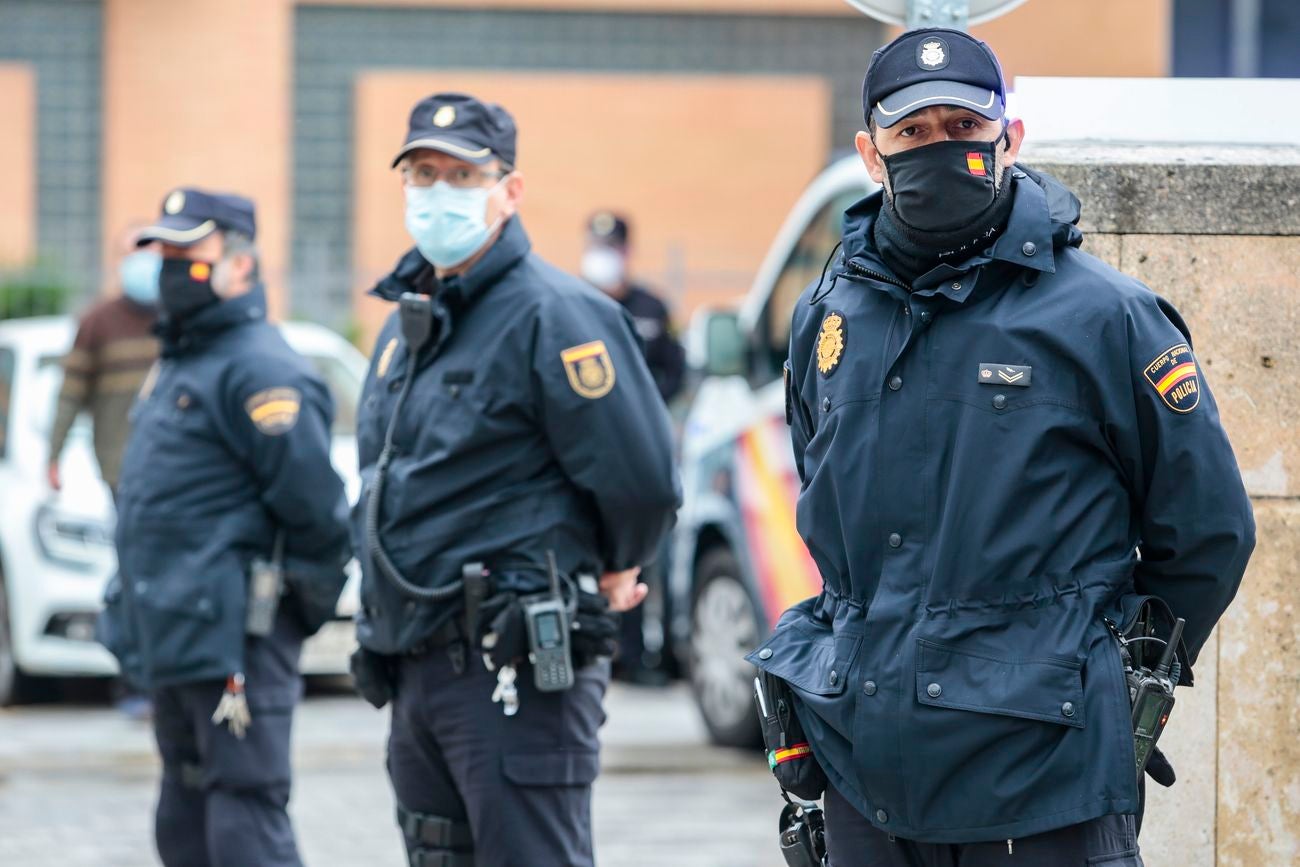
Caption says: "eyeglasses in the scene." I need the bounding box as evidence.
[399,164,507,189]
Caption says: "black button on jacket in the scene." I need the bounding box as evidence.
[747,169,1254,843]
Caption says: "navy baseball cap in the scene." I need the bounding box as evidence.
[136,187,256,247]
[587,211,630,249]
[864,28,1005,129]
[391,93,518,168]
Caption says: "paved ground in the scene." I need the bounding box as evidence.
[0,681,783,866]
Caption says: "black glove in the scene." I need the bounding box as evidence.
[480,592,527,671]
[571,590,619,667]
[350,647,396,710]
[1145,745,1176,787]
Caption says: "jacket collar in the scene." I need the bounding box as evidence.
[833,166,1081,302]
[369,215,533,310]
[157,284,267,357]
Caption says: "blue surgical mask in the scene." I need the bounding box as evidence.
[119,250,161,305]
[404,179,505,269]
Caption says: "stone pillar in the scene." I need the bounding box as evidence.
[1025,143,1300,866]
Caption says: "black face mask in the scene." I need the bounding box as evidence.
[158,257,219,319]
[881,136,1005,233]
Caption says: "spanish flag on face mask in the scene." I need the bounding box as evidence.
[966,152,988,176]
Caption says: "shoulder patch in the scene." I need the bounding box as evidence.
[816,311,846,377]
[245,387,302,435]
[376,337,398,379]
[560,340,616,399]
[1143,342,1201,413]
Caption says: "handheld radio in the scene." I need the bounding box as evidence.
[521,551,575,692]
[1128,616,1184,776]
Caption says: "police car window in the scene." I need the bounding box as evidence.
[303,354,359,437]
[758,189,862,385]
[0,348,13,458]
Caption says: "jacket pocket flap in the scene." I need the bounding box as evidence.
[747,616,860,697]
[501,750,600,787]
[915,638,1085,728]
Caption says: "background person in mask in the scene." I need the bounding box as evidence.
[349,92,679,867]
[48,224,160,499]
[580,211,685,685]
[580,212,685,405]
[749,28,1254,866]
[98,188,351,867]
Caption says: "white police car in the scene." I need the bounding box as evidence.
[0,315,366,705]
[672,155,878,745]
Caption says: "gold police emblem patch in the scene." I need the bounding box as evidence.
[560,340,616,399]
[433,105,456,128]
[245,387,302,435]
[816,312,845,376]
[376,337,398,379]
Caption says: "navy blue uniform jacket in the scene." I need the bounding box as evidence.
[101,288,351,691]
[746,169,1254,842]
[353,217,680,654]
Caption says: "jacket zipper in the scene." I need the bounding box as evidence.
[846,258,910,291]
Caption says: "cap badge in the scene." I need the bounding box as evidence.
[592,213,616,237]
[164,190,185,215]
[432,105,456,128]
[918,39,948,70]
[816,311,845,377]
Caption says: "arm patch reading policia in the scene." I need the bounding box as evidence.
[560,340,616,399]
[1142,342,1201,414]
[244,387,302,435]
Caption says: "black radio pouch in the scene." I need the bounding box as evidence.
[755,668,828,801]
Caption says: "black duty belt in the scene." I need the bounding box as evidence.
[403,616,466,658]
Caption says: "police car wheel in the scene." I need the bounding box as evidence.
[689,547,763,749]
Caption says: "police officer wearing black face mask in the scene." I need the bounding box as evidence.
[748,29,1254,866]
[348,93,680,867]
[98,188,351,867]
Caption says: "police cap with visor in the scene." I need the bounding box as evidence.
[864,27,1006,128]
[391,92,517,168]
[136,187,256,248]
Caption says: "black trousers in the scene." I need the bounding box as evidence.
[824,785,1144,867]
[152,612,305,867]
[388,646,609,867]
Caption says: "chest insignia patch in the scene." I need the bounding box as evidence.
[978,363,1032,387]
[245,387,302,435]
[376,337,398,379]
[560,340,616,399]
[816,312,846,377]
[1143,342,1201,413]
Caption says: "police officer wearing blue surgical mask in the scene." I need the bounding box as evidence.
[350,93,680,866]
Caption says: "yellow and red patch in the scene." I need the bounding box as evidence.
[1143,342,1201,413]
[966,152,987,177]
[769,742,813,769]
[189,261,211,281]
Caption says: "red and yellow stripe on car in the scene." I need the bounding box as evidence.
[734,416,822,627]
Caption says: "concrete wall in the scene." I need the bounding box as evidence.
[1024,142,1300,867]
[1,0,1171,313]
[0,63,35,267]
